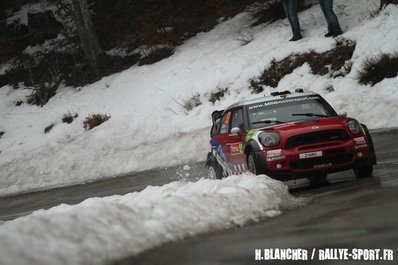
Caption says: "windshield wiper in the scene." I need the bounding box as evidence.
[291,113,330,118]
[252,120,284,125]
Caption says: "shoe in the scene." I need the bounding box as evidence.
[333,31,343,37]
[324,32,334,37]
[289,35,303,41]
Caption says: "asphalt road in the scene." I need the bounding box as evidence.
[0,163,208,221]
[115,128,398,265]
[1,128,398,265]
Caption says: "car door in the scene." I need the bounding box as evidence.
[227,108,246,173]
[211,108,246,175]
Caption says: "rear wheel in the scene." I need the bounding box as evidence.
[208,160,224,179]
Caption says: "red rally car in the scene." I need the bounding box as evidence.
[206,89,377,183]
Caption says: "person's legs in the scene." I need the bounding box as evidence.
[282,0,302,41]
[289,0,301,37]
[319,0,343,36]
[281,0,289,15]
[324,0,342,35]
[318,0,333,34]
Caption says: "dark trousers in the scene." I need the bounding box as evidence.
[281,0,301,37]
[318,0,342,33]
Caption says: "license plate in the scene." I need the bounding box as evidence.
[299,151,323,159]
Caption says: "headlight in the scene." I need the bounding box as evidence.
[259,132,280,147]
[347,119,361,134]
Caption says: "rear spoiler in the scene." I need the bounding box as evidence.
[211,110,224,124]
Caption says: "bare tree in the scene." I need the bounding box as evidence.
[71,0,104,74]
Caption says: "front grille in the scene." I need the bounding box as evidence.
[285,130,349,149]
[290,154,353,170]
[323,148,345,156]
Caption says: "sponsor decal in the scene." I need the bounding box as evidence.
[248,96,321,110]
[210,138,244,175]
[267,156,286,162]
[267,149,282,157]
[210,139,227,163]
[266,149,286,161]
[233,163,247,173]
[313,163,333,169]
[245,130,257,141]
[354,137,368,149]
[229,142,244,156]
[245,130,264,150]
[354,137,366,145]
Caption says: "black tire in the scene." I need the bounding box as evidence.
[247,151,266,175]
[354,160,373,179]
[208,160,224,179]
[362,124,377,165]
[308,174,328,187]
[353,124,375,179]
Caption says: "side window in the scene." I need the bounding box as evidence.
[220,111,231,134]
[230,108,243,132]
[211,118,221,137]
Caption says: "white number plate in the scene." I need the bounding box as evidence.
[299,151,323,159]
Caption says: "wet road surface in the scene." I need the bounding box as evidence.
[115,128,398,265]
[1,129,398,265]
[0,163,207,221]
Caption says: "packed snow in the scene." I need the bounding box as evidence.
[0,173,307,265]
[1,1,398,196]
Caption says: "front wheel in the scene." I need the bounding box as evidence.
[247,151,265,175]
[354,160,373,179]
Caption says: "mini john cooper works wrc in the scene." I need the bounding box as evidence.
[206,90,376,183]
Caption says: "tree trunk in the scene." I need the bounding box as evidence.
[71,0,104,75]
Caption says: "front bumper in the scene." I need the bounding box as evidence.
[261,137,371,180]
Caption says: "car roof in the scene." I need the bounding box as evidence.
[225,91,318,111]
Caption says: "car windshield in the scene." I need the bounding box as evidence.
[247,97,335,129]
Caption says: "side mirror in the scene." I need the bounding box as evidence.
[338,112,347,117]
[231,127,241,135]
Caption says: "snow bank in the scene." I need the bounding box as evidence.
[0,174,306,265]
[1,1,398,196]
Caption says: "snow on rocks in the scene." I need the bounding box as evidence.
[0,173,306,265]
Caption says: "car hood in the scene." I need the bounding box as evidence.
[262,117,350,137]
